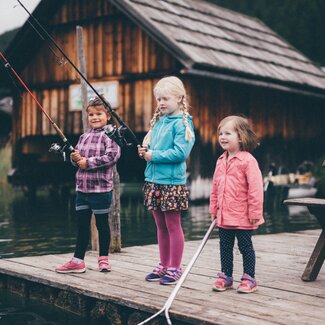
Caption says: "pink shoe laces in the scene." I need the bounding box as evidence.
[152,264,167,277]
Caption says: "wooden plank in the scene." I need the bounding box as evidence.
[103,22,114,76]
[115,21,123,75]
[1,231,324,325]
[87,23,95,79]
[42,89,50,135]
[95,22,103,78]
[137,27,143,73]
[50,90,58,135]
[1,255,323,325]
[21,92,27,138]
[134,80,143,132]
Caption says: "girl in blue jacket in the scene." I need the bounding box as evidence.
[138,76,195,285]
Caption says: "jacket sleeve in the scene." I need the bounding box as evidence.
[209,163,219,214]
[151,121,195,163]
[70,135,83,167]
[246,158,264,220]
[86,138,121,170]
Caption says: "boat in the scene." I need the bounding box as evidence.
[263,161,317,200]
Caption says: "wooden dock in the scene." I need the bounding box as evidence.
[0,230,324,324]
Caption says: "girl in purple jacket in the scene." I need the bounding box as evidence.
[209,115,264,293]
[55,97,120,274]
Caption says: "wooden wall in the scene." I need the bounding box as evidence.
[12,0,325,178]
[16,0,180,142]
[189,78,324,146]
[187,77,325,176]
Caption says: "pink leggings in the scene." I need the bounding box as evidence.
[152,210,184,269]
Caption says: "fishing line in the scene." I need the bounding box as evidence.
[0,50,74,159]
[16,0,141,147]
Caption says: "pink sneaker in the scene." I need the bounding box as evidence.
[212,272,233,292]
[55,259,86,274]
[98,256,112,272]
[237,274,257,293]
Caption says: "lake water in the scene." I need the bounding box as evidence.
[0,181,320,324]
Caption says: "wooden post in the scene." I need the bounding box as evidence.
[110,165,121,252]
[76,26,121,253]
[76,25,99,251]
[76,26,88,130]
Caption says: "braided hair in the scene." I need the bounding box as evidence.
[143,76,193,146]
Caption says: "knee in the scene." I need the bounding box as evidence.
[95,215,109,231]
[238,244,255,255]
[96,220,109,231]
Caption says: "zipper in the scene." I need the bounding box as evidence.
[151,118,166,183]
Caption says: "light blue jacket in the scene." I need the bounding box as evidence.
[144,113,195,185]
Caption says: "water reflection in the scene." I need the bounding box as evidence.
[0,183,321,259]
[0,187,76,258]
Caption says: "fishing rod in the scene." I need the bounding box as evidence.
[138,219,217,325]
[16,0,141,148]
[0,50,74,160]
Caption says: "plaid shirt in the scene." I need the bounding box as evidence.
[73,127,121,193]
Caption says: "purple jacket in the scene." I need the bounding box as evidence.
[73,127,121,193]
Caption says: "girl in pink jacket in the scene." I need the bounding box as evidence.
[209,115,264,293]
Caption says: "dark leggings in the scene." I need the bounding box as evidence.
[74,209,110,259]
[219,227,256,278]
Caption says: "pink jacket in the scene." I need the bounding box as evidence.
[209,151,264,229]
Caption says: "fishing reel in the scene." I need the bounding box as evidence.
[49,143,68,161]
[105,124,132,147]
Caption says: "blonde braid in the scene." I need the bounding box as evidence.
[142,107,161,146]
[180,97,193,141]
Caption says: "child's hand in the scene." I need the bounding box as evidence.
[144,150,152,161]
[77,157,87,170]
[137,145,148,158]
[71,150,81,162]
[249,219,259,225]
[210,214,217,221]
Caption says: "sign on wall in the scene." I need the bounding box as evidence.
[69,81,119,111]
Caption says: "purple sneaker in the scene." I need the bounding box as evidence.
[159,267,182,285]
[145,263,167,282]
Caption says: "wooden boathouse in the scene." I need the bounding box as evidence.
[1,0,325,191]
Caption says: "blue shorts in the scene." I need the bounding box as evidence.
[75,191,113,214]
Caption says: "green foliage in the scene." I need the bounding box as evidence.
[208,0,325,66]
[0,142,11,184]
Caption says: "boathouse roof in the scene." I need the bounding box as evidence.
[2,0,325,97]
[111,0,325,96]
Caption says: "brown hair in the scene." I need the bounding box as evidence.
[87,96,105,111]
[218,115,259,152]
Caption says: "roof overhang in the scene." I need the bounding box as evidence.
[182,65,325,99]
